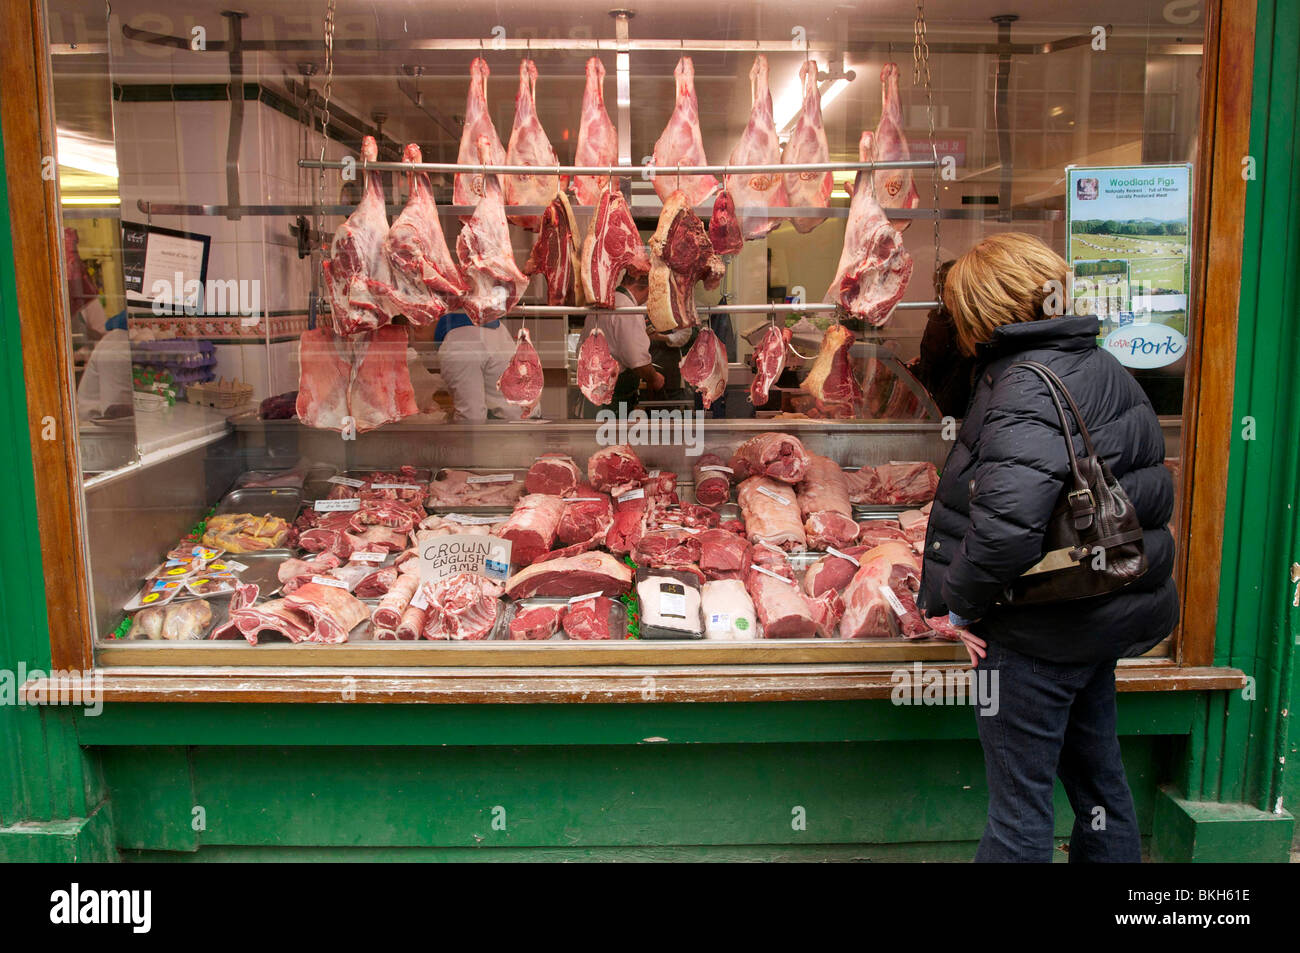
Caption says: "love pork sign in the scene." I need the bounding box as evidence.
[418,533,512,585]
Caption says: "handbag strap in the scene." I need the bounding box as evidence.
[1015,360,1100,458]
[1008,361,1097,528]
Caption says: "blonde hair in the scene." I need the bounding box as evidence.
[942,233,1069,356]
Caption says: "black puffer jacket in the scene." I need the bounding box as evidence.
[916,315,1178,664]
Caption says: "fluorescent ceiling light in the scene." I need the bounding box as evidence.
[61,194,121,206]
[56,130,118,179]
[776,78,850,138]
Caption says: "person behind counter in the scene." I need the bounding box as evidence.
[576,273,665,418]
[434,311,536,422]
[916,232,1177,864]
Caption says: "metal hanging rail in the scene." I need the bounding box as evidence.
[298,158,936,177]
[512,302,939,315]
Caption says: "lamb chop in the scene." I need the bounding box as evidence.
[572,56,619,206]
[783,59,834,234]
[580,182,650,307]
[321,135,395,335]
[456,136,529,324]
[870,63,920,230]
[523,191,583,306]
[652,56,719,207]
[454,57,507,222]
[497,327,543,417]
[647,190,724,332]
[725,54,786,240]
[504,59,560,231]
[381,143,468,326]
[824,131,913,325]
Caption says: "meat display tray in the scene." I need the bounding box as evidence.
[214,487,303,522]
[427,468,529,513]
[852,504,912,519]
[303,467,432,501]
[496,597,629,642]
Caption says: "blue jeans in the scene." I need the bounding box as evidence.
[972,640,1141,862]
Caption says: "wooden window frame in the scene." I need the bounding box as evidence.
[4,0,1251,703]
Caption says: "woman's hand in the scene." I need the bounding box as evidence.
[957,628,987,667]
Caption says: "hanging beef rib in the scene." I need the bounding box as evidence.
[708,190,743,256]
[321,135,395,335]
[381,143,467,326]
[725,54,786,240]
[497,327,543,416]
[580,184,649,307]
[871,63,920,230]
[783,59,834,234]
[572,56,619,206]
[577,327,619,405]
[454,57,507,222]
[523,191,583,306]
[651,56,719,206]
[680,326,727,409]
[803,324,863,414]
[749,323,791,405]
[647,190,724,332]
[504,59,560,231]
[456,136,529,324]
[824,131,913,325]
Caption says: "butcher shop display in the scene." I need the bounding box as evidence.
[562,595,620,641]
[803,325,865,415]
[870,63,921,229]
[577,328,619,406]
[497,327,544,417]
[580,184,651,307]
[320,135,393,335]
[202,513,290,553]
[708,191,743,256]
[427,470,525,508]
[572,56,619,206]
[504,59,560,231]
[738,476,807,551]
[651,56,719,206]
[456,136,530,323]
[523,192,583,306]
[692,454,733,507]
[494,493,566,566]
[679,327,728,408]
[784,60,834,234]
[454,56,507,217]
[647,190,725,332]
[702,578,756,639]
[297,325,419,433]
[749,324,791,406]
[729,432,811,483]
[844,463,940,505]
[637,567,704,638]
[421,573,504,640]
[796,455,860,549]
[725,55,786,240]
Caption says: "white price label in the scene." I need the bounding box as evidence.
[698,465,733,474]
[565,497,605,503]
[222,560,249,572]
[349,551,387,563]
[659,583,687,619]
[879,584,907,618]
[310,575,351,590]
[567,591,604,605]
[647,469,661,478]
[616,488,645,504]
[327,476,366,488]
[756,485,791,505]
[466,473,516,484]
[409,586,429,610]
[314,498,361,512]
[444,513,505,525]
[827,547,861,567]
[752,564,794,585]
[371,483,419,491]
[706,612,732,633]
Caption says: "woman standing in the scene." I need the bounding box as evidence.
[916,233,1178,863]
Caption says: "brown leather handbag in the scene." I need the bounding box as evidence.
[1001,361,1147,605]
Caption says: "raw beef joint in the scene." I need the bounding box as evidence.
[525,453,581,496]
[796,454,860,550]
[824,130,913,325]
[580,185,650,307]
[870,63,920,230]
[321,135,394,335]
[725,55,787,240]
[840,541,925,640]
[494,493,566,566]
[381,143,468,326]
[577,327,620,406]
[647,190,724,332]
[803,324,864,414]
[297,326,418,433]
[572,56,620,206]
[737,476,807,551]
[523,192,583,306]
[745,567,817,638]
[456,136,529,324]
[692,453,733,507]
[729,431,811,483]
[783,60,834,234]
[680,327,728,409]
[497,327,543,417]
[749,323,790,406]
[563,596,618,640]
[587,444,647,496]
[651,57,719,206]
[509,604,564,641]
[504,550,634,599]
[556,484,613,546]
[454,57,507,220]
[708,190,743,256]
[504,59,560,231]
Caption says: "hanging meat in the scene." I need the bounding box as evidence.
[749,323,791,406]
[504,59,560,231]
[803,324,863,415]
[783,59,834,234]
[708,190,743,256]
[297,325,419,433]
[523,192,583,306]
[454,57,507,221]
[577,327,619,405]
[725,54,786,240]
[680,326,728,409]
[647,190,724,332]
[580,183,650,307]
[870,63,920,230]
[497,327,544,417]
[381,143,468,326]
[572,56,619,206]
[824,131,913,324]
[652,56,719,207]
[321,135,395,335]
[456,136,529,324]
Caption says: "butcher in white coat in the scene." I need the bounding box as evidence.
[436,312,535,422]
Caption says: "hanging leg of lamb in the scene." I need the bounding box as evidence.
[349,325,420,432]
[749,323,791,406]
[725,54,787,240]
[454,57,507,222]
[504,59,560,231]
[824,131,913,325]
[652,56,719,207]
[680,326,728,409]
[321,135,395,335]
[572,56,619,206]
[580,184,650,307]
[871,63,920,230]
[647,190,724,332]
[523,192,583,306]
[783,59,834,234]
[456,136,529,324]
[296,327,352,431]
[803,324,863,414]
[577,327,619,405]
[497,327,544,417]
[708,190,743,256]
[382,143,468,326]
